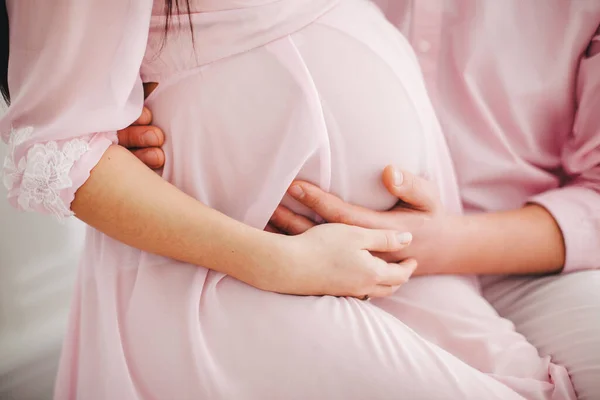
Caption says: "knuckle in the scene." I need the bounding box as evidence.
[384,232,395,250]
[354,285,370,299]
[409,175,419,193]
[117,130,131,147]
[342,224,359,239]
[396,273,409,285]
[128,130,144,147]
[288,220,302,234]
[329,209,344,223]
[276,217,291,232]
[305,194,322,209]
[402,170,414,186]
[142,106,153,119]
[362,268,379,287]
[279,211,296,231]
[334,209,353,225]
[422,178,434,192]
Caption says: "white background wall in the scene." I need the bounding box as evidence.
[0,110,84,399]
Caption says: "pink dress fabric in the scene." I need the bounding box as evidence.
[1,0,577,399]
[374,0,600,273]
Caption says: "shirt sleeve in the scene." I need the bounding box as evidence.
[1,0,153,220]
[530,27,600,273]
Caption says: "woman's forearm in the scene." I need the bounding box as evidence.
[445,205,565,275]
[72,145,285,285]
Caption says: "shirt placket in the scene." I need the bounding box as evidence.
[409,0,443,98]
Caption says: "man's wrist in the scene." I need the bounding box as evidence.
[430,213,469,274]
[442,206,565,275]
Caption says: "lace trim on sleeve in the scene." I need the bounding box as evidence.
[3,127,90,219]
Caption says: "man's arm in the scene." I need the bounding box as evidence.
[441,205,565,275]
[524,29,600,273]
[269,168,570,276]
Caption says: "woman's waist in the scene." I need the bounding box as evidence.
[141,0,340,80]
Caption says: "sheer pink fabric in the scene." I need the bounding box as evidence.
[1,1,576,399]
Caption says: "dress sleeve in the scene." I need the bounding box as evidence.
[1,0,153,220]
[530,27,600,273]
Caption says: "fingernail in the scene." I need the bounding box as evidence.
[397,232,412,244]
[146,150,160,166]
[288,185,305,199]
[393,169,404,187]
[143,131,159,146]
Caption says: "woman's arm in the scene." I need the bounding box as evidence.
[2,0,413,298]
[0,0,279,285]
[73,144,285,285]
[75,145,418,298]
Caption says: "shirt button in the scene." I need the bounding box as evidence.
[417,40,432,53]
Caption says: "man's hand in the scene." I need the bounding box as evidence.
[117,106,166,169]
[269,166,454,275]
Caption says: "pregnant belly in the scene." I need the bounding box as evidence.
[145,1,437,228]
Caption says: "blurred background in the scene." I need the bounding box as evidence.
[0,107,82,399]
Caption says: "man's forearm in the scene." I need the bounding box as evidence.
[445,205,565,275]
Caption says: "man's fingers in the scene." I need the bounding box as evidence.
[287,181,383,227]
[269,206,316,235]
[131,148,166,170]
[264,223,283,234]
[361,229,413,253]
[117,109,166,170]
[132,106,153,126]
[382,166,437,212]
[117,125,165,149]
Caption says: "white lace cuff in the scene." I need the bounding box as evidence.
[3,126,116,220]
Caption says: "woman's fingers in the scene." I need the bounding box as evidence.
[376,258,418,286]
[364,258,417,298]
[269,206,316,235]
[359,228,413,253]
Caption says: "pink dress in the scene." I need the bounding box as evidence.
[1,0,576,399]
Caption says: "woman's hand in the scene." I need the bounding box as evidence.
[263,223,416,299]
[269,166,454,275]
